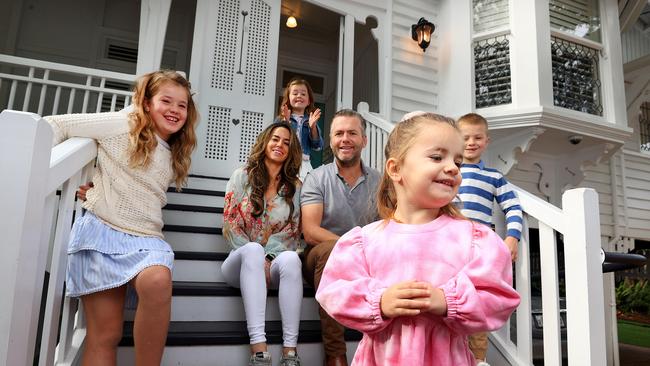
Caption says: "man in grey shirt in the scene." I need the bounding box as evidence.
[301,109,381,366]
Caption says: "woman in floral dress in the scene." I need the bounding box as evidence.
[221,121,304,366]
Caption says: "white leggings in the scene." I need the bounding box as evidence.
[221,242,303,347]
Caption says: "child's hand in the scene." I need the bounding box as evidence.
[413,281,448,316]
[76,181,94,201]
[380,280,431,318]
[504,236,519,262]
[308,108,321,129]
[281,104,290,122]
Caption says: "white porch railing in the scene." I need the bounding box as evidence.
[358,106,608,366]
[0,110,96,366]
[0,54,135,115]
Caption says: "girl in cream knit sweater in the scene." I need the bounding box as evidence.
[44,70,197,365]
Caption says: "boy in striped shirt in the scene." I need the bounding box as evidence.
[457,113,522,366]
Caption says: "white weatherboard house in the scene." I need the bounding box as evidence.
[1,0,649,365]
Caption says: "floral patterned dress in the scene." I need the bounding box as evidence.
[222,167,301,255]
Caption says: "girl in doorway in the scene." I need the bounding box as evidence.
[315,113,520,366]
[276,78,323,180]
[222,122,304,366]
[44,70,198,365]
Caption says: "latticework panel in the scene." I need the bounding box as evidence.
[244,0,271,95]
[205,106,232,160]
[239,110,264,162]
[211,0,240,90]
[474,35,512,108]
[551,36,602,116]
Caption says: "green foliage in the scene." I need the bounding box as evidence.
[616,279,650,315]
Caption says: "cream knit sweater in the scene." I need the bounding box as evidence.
[45,110,173,238]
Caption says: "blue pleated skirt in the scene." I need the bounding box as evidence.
[66,211,174,299]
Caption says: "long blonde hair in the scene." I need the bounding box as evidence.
[246,122,302,222]
[128,70,198,190]
[377,112,465,221]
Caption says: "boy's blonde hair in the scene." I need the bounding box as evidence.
[457,112,488,131]
[377,112,465,221]
[129,70,198,190]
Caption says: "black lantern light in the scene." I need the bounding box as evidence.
[411,17,435,52]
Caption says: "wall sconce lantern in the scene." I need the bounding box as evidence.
[411,17,435,52]
[286,16,298,28]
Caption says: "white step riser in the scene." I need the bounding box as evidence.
[172,176,228,192]
[164,231,229,253]
[170,297,320,322]
[173,259,224,283]
[118,342,360,366]
[163,210,223,228]
[125,297,320,322]
[167,191,225,207]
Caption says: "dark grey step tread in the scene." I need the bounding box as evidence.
[189,174,230,181]
[119,320,363,346]
[172,281,315,297]
[175,251,227,261]
[167,187,226,197]
[164,225,222,235]
[164,203,223,214]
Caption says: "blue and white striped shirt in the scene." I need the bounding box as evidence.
[458,161,523,240]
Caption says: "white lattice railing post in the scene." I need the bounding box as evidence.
[0,110,53,366]
[562,188,606,366]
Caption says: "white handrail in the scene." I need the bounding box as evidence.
[0,54,136,81]
[0,110,97,366]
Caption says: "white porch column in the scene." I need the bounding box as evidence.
[600,0,628,127]
[436,0,473,117]
[562,188,607,366]
[137,0,172,75]
[337,14,355,110]
[509,0,553,109]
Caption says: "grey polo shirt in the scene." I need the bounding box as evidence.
[301,161,381,236]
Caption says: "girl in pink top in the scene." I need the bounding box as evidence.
[315,113,520,366]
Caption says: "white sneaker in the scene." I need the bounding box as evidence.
[476,361,491,366]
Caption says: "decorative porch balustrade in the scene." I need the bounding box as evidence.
[0,54,135,116]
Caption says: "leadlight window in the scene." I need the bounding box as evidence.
[640,102,650,152]
[549,0,601,42]
[473,0,512,109]
[551,36,602,116]
[475,36,512,108]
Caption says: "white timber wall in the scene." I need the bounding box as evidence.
[390,0,439,123]
[621,23,650,64]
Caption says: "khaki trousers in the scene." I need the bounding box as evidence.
[468,332,488,360]
[302,240,347,357]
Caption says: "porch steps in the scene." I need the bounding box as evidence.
[117,175,360,365]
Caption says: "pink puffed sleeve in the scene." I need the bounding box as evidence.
[440,224,520,335]
[315,227,392,334]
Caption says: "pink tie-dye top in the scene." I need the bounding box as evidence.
[315,215,520,366]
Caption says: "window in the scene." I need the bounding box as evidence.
[473,0,512,108]
[549,0,603,116]
[640,102,650,152]
[551,36,602,115]
[549,0,601,42]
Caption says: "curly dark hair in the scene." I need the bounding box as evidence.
[246,122,302,221]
